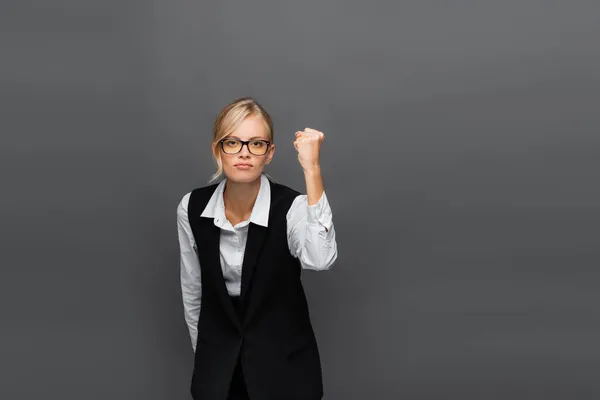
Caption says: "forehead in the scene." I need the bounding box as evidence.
[228,115,269,140]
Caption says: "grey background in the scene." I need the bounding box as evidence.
[2,0,600,399]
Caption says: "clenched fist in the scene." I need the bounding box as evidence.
[293,127,325,172]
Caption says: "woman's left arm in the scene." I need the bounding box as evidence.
[287,128,338,270]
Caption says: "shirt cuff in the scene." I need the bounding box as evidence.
[307,191,333,231]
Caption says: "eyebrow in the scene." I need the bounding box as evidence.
[226,136,268,140]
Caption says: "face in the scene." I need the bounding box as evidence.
[216,114,275,183]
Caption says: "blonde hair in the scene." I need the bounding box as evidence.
[208,97,275,184]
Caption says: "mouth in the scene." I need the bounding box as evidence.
[234,164,253,169]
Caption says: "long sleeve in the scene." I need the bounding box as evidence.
[287,190,338,270]
[177,193,202,352]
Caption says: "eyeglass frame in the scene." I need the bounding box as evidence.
[218,138,272,156]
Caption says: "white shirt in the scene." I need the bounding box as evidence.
[176,174,338,351]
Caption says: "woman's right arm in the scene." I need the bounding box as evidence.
[177,192,202,353]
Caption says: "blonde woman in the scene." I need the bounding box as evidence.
[176,97,338,400]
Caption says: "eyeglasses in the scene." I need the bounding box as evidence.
[219,138,271,156]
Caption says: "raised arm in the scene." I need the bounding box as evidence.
[288,128,338,270]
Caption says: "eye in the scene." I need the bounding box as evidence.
[251,140,265,147]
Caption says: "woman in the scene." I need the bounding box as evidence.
[176,97,338,400]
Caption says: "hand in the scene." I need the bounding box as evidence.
[293,127,325,172]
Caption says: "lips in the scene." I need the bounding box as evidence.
[234,163,253,170]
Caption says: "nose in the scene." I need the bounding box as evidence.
[238,143,252,157]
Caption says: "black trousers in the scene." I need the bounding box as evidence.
[228,295,250,400]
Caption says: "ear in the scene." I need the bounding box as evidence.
[264,143,275,165]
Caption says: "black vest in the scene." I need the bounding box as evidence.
[187,178,324,400]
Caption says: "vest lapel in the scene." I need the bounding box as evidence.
[239,222,268,307]
[197,216,242,332]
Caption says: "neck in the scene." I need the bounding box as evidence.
[223,175,262,219]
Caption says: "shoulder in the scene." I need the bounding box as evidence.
[176,183,219,218]
[190,182,220,198]
[267,177,302,199]
[176,192,192,220]
[266,178,307,217]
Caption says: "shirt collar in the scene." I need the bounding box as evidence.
[200,173,271,228]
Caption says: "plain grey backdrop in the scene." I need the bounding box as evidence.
[2,0,600,399]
